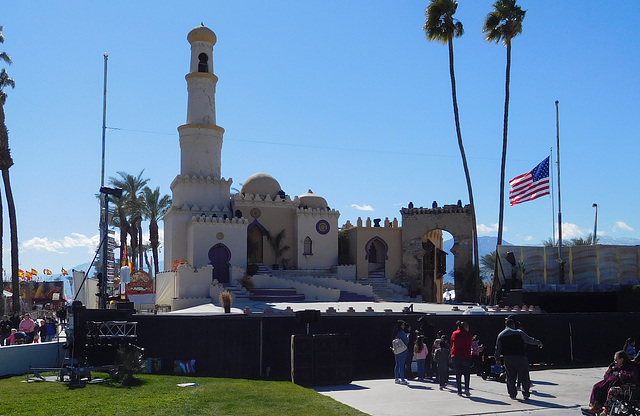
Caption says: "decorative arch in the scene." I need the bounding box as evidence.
[400,203,476,302]
[198,53,209,73]
[365,237,388,278]
[303,236,313,255]
[247,220,268,264]
[208,243,230,283]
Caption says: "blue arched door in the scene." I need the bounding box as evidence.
[208,243,231,283]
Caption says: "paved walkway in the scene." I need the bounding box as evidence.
[316,366,604,416]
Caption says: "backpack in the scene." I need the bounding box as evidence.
[391,337,407,355]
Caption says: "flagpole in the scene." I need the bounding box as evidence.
[555,100,564,284]
[549,147,555,246]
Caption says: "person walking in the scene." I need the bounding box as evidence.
[450,320,473,396]
[495,317,543,400]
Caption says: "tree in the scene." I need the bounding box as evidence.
[109,171,149,269]
[569,234,597,246]
[480,251,497,281]
[423,0,480,302]
[483,0,526,249]
[266,229,290,269]
[141,186,171,276]
[0,26,19,314]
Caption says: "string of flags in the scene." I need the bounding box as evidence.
[15,267,69,281]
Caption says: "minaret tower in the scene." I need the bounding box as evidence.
[180,24,223,179]
[164,24,234,268]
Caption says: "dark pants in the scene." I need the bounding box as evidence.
[437,362,449,387]
[452,357,471,393]
[504,355,531,398]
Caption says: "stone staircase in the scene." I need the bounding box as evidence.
[249,288,305,302]
[338,290,375,302]
[367,277,401,301]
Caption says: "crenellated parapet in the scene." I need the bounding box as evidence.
[295,206,340,218]
[401,202,471,215]
[189,215,248,225]
[232,192,300,207]
[170,174,233,189]
[343,217,399,229]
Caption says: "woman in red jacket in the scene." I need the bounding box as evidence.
[451,320,473,396]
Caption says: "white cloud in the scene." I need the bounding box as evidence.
[525,235,534,241]
[350,204,374,211]
[22,233,99,254]
[558,223,584,239]
[614,221,634,232]
[477,223,504,235]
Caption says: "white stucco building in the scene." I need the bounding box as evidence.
[158,25,340,309]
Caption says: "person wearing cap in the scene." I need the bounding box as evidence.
[495,317,543,400]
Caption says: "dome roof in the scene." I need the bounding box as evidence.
[241,173,282,198]
[298,189,327,209]
[187,24,217,45]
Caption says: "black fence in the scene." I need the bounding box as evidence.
[83,308,640,383]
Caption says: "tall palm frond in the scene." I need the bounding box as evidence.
[109,170,149,269]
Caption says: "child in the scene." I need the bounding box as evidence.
[471,335,484,376]
[414,335,429,381]
[623,338,636,358]
[434,335,451,390]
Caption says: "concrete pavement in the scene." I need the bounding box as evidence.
[316,366,604,416]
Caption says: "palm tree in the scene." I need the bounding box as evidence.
[0,26,19,314]
[480,251,497,281]
[483,0,526,249]
[423,0,480,302]
[141,186,171,276]
[109,171,149,269]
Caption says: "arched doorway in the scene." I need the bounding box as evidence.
[366,237,387,278]
[247,221,266,264]
[208,243,231,283]
[400,203,475,302]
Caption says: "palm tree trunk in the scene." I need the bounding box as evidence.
[492,40,513,303]
[138,217,143,269]
[448,38,481,303]
[128,224,138,269]
[0,185,3,316]
[3,169,20,314]
[150,220,159,276]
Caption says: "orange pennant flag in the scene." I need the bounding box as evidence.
[61,267,69,276]
[31,268,38,276]
[43,268,52,275]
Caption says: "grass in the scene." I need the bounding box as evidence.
[0,373,367,416]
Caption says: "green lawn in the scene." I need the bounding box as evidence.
[0,373,367,416]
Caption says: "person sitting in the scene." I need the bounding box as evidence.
[583,350,638,415]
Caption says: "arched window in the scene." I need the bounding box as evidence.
[303,236,313,255]
[198,53,209,73]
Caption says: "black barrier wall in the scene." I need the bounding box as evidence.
[87,311,640,381]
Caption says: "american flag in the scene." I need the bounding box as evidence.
[509,157,550,206]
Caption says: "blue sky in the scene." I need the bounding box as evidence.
[2,1,639,276]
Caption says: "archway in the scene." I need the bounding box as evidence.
[365,237,388,278]
[247,220,267,264]
[208,243,231,283]
[400,203,477,302]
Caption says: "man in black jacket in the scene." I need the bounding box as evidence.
[1,315,13,346]
[495,318,543,400]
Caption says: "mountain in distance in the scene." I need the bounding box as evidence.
[443,236,511,260]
